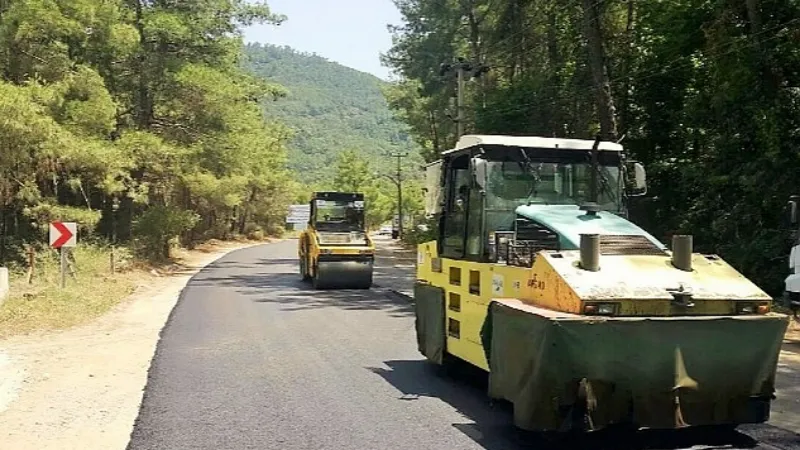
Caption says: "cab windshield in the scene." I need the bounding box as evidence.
[486,161,622,212]
[314,199,365,232]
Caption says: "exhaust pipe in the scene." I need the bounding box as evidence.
[671,235,693,271]
[580,234,600,272]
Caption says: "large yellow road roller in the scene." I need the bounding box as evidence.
[414,134,788,434]
[298,192,375,289]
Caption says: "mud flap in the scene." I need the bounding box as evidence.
[414,282,446,365]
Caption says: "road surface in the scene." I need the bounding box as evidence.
[127,238,800,450]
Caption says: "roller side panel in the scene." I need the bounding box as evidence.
[413,282,446,365]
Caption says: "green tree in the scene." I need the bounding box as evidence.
[0,0,295,262]
[382,0,800,294]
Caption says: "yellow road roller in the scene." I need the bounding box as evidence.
[414,134,789,434]
[298,191,374,289]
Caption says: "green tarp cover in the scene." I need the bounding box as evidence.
[415,282,445,365]
[480,300,789,432]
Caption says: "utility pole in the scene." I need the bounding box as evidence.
[439,57,490,138]
[456,65,466,138]
[387,152,408,239]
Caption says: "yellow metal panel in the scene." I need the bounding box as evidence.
[460,299,486,345]
[519,256,583,313]
[415,239,779,375]
[542,251,771,302]
[417,242,528,371]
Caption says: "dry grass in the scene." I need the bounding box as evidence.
[0,237,279,340]
[0,245,143,339]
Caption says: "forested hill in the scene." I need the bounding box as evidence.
[243,43,418,184]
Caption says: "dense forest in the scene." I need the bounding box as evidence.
[243,43,422,185]
[0,0,295,264]
[382,0,800,294]
[0,0,427,273]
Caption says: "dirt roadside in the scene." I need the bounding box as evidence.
[0,240,269,450]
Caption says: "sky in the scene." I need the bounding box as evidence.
[243,0,403,80]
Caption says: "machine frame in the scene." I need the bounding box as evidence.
[414,134,788,434]
[298,192,375,290]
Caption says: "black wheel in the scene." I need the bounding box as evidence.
[299,239,312,281]
[311,264,322,289]
[431,352,460,378]
[358,273,373,290]
[300,256,311,281]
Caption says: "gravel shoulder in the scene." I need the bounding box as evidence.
[0,241,264,450]
[372,235,416,297]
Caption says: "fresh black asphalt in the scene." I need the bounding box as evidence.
[126,240,800,450]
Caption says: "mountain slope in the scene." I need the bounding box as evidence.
[243,43,419,184]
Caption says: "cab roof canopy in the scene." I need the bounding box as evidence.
[442,134,624,156]
[312,192,364,202]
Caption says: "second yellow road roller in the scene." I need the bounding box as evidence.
[298,191,375,289]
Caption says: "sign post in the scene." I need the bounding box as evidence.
[49,222,77,288]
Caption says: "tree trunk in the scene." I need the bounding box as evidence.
[619,0,636,134]
[745,0,762,36]
[581,0,618,141]
[0,201,6,266]
[547,6,561,136]
[463,0,482,62]
[428,110,441,156]
[131,0,153,128]
[744,0,781,89]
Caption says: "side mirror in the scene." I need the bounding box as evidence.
[625,161,647,197]
[790,196,800,226]
[472,158,487,190]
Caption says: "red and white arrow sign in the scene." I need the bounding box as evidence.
[49,222,77,248]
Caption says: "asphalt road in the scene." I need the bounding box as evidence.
[127,239,800,450]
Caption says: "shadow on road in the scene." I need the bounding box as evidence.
[371,264,415,293]
[367,359,800,450]
[204,258,300,270]
[192,267,415,318]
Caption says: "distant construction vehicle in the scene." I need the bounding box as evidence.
[414,134,788,435]
[298,192,374,289]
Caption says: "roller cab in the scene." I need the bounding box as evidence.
[299,192,374,289]
[413,134,788,433]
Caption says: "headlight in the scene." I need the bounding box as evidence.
[735,302,769,314]
[584,302,618,316]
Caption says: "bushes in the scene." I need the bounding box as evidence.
[132,206,200,261]
[401,215,438,246]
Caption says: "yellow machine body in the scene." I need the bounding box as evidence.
[416,241,783,372]
[298,192,374,289]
